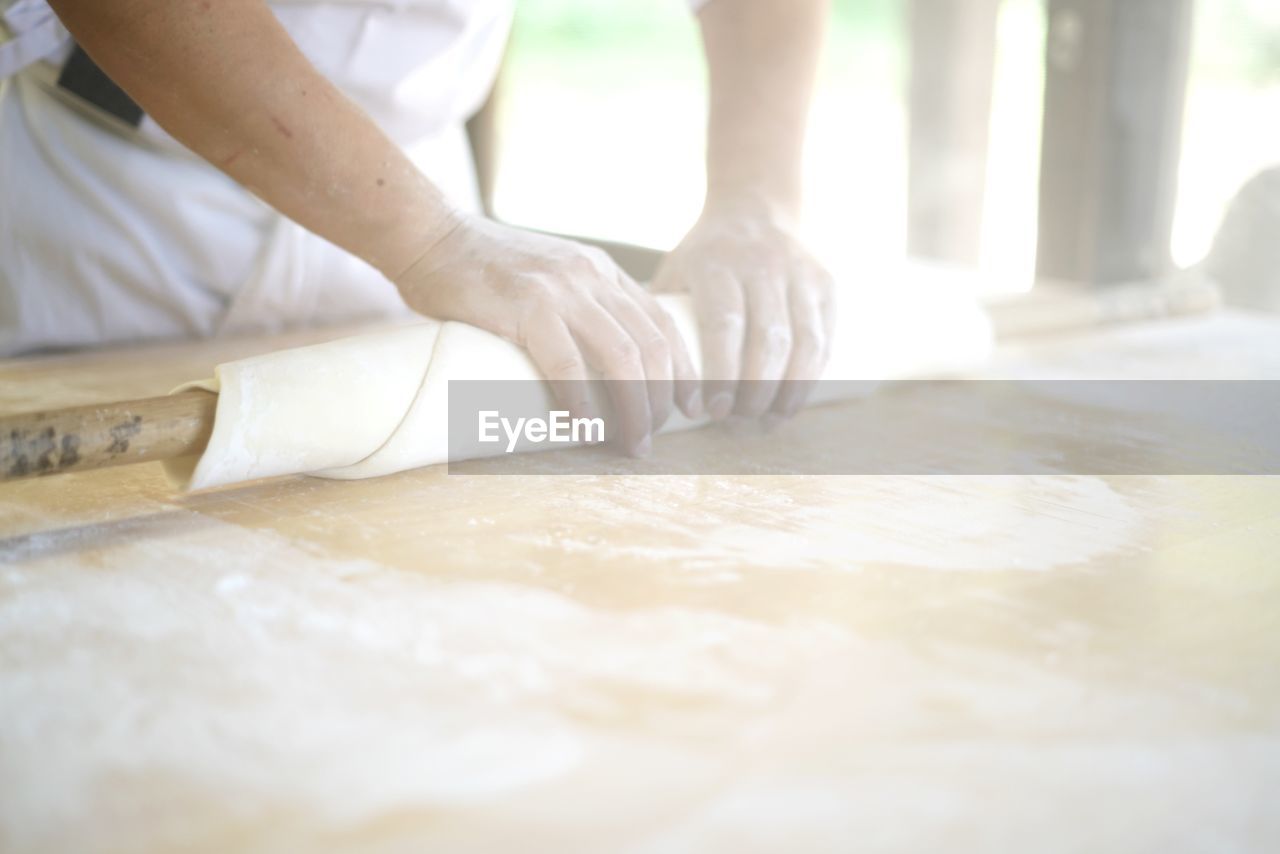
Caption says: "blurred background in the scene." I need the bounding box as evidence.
[487,0,1280,296]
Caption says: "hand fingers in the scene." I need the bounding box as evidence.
[735,271,792,417]
[623,278,702,419]
[522,310,599,423]
[568,302,653,456]
[600,274,675,433]
[691,266,745,421]
[770,270,829,420]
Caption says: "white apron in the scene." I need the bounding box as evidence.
[0,0,514,355]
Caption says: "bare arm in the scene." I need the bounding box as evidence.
[47,0,452,279]
[700,0,827,216]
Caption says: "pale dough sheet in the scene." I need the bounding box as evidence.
[164,278,993,490]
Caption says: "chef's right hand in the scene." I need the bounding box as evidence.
[394,214,701,456]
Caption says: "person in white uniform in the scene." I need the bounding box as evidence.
[0,0,834,454]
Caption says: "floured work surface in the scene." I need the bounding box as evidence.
[2,311,1280,853]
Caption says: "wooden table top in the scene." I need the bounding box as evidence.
[2,311,1278,853]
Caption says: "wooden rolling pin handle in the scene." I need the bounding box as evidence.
[987,274,1221,339]
[1,390,216,482]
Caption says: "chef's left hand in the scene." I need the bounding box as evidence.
[652,194,836,422]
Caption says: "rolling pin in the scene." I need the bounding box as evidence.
[0,274,1221,482]
[2,390,216,481]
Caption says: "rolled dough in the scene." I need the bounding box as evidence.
[164,278,993,490]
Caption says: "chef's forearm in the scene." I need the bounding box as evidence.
[696,0,827,217]
[47,0,456,279]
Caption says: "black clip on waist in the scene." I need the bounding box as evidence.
[56,44,145,128]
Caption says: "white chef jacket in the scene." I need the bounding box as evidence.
[0,0,517,355]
